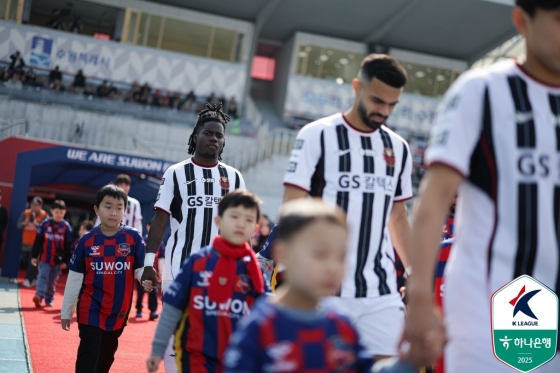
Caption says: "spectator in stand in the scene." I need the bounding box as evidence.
[227,96,238,118]
[24,69,37,86]
[9,51,25,70]
[5,72,23,90]
[169,92,181,110]
[1,69,9,82]
[107,83,118,98]
[34,76,44,88]
[207,92,217,104]
[49,65,62,84]
[183,90,196,111]
[152,89,162,106]
[0,190,7,255]
[140,82,151,97]
[218,93,227,106]
[49,79,65,92]
[17,197,48,287]
[96,80,108,97]
[83,85,94,97]
[73,69,86,88]
[14,65,24,78]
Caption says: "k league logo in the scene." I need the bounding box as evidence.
[491,275,558,372]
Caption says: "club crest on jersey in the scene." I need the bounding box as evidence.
[90,246,101,256]
[117,243,131,256]
[327,336,356,370]
[220,176,230,189]
[236,274,252,294]
[383,148,395,167]
[219,277,228,285]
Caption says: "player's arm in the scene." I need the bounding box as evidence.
[147,259,193,372]
[388,201,411,269]
[61,240,86,330]
[283,185,308,202]
[30,223,45,265]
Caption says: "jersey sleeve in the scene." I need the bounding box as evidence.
[68,238,86,273]
[236,171,246,190]
[162,256,194,310]
[134,232,146,270]
[223,315,264,373]
[424,73,487,177]
[154,167,175,215]
[394,141,413,201]
[283,124,323,192]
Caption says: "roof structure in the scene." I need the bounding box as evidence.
[155,0,518,63]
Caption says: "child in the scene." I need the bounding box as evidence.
[135,221,162,320]
[147,189,267,373]
[61,185,147,373]
[223,199,413,373]
[31,199,73,307]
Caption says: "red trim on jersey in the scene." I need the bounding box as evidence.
[394,195,413,202]
[515,61,560,89]
[425,160,467,179]
[341,113,377,134]
[190,158,219,169]
[153,206,171,215]
[100,238,117,330]
[260,317,277,346]
[283,182,310,193]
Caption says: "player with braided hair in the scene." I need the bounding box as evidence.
[141,101,246,373]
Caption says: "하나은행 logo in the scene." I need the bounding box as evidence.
[491,275,558,372]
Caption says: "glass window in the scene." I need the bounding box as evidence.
[400,61,461,97]
[0,0,7,19]
[7,0,17,20]
[138,13,162,48]
[125,10,138,44]
[211,28,236,61]
[295,44,364,84]
[161,17,211,57]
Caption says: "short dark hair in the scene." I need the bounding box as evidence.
[52,199,66,210]
[359,54,407,88]
[516,0,560,16]
[80,220,94,231]
[94,184,128,208]
[278,199,347,242]
[115,174,131,186]
[218,189,261,222]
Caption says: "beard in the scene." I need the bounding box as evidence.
[357,99,388,131]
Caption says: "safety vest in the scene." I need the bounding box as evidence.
[22,209,48,245]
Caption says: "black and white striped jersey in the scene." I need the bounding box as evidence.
[425,59,560,299]
[155,158,245,280]
[284,113,413,298]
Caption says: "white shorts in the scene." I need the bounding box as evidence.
[162,280,178,373]
[322,293,405,356]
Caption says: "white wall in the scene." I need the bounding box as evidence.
[0,99,256,162]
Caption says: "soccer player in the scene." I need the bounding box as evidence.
[31,199,73,307]
[142,102,245,372]
[223,199,413,373]
[95,174,143,234]
[402,1,560,372]
[61,185,146,373]
[281,54,412,359]
[146,190,266,373]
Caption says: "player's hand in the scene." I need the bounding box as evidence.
[142,280,154,292]
[31,258,38,266]
[141,266,158,289]
[61,319,71,331]
[146,356,162,372]
[399,296,446,368]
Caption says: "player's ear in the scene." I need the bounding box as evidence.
[352,78,361,97]
[512,7,528,36]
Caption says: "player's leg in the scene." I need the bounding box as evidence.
[45,264,61,305]
[136,281,145,316]
[162,279,178,373]
[95,327,124,373]
[148,287,159,320]
[76,323,103,373]
[355,294,406,358]
[34,262,50,305]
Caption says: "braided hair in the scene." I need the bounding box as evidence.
[187,102,230,161]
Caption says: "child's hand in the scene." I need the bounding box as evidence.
[146,356,162,372]
[142,280,154,292]
[31,258,38,266]
[60,263,67,270]
[61,319,71,331]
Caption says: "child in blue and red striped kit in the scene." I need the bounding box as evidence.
[224,199,414,373]
[147,189,267,373]
[61,185,147,373]
[31,199,73,307]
